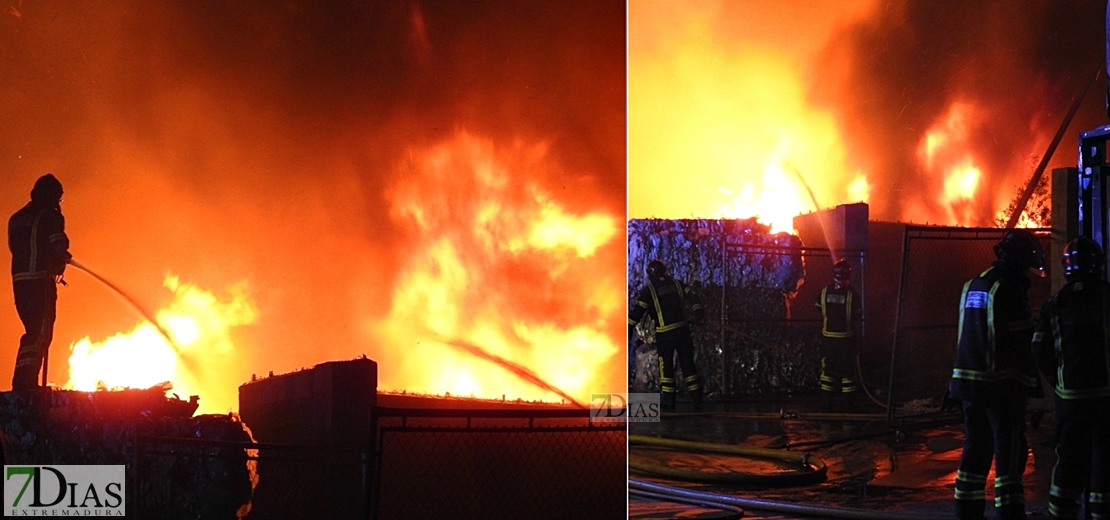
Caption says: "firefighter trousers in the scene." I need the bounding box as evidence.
[1049,396,1110,519]
[12,278,56,391]
[955,397,1028,520]
[656,328,700,404]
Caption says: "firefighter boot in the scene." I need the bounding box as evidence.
[661,392,676,413]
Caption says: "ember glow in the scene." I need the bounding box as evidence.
[630,1,1108,227]
[373,131,621,402]
[66,275,257,414]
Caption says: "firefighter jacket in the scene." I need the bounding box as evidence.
[629,275,703,336]
[1032,279,1110,400]
[949,262,1041,401]
[9,200,70,282]
[815,283,861,338]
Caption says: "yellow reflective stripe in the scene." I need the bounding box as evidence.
[957,470,988,484]
[27,208,46,274]
[986,278,1000,370]
[48,232,65,242]
[1057,386,1110,399]
[957,280,971,353]
[994,474,1021,487]
[1051,484,1082,499]
[12,272,49,281]
[954,489,986,500]
[952,367,1038,387]
[627,317,639,326]
[995,493,1024,507]
[655,321,687,333]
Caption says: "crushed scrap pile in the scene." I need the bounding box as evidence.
[0,386,256,519]
[628,218,817,397]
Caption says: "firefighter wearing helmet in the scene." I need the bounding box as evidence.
[949,229,1044,520]
[9,174,71,391]
[1032,236,1110,520]
[815,259,862,412]
[628,259,704,412]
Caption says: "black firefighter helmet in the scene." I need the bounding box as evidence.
[647,259,667,278]
[994,230,1046,275]
[1063,236,1105,282]
[31,173,63,205]
[832,260,852,284]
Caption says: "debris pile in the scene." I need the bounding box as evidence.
[628,218,816,397]
[0,386,256,519]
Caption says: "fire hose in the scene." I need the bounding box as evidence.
[61,258,196,385]
[629,479,954,520]
[66,258,184,355]
[714,320,888,411]
[628,435,827,485]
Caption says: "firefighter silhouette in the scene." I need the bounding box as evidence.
[1033,236,1110,520]
[9,174,71,391]
[815,259,861,412]
[949,230,1044,520]
[628,259,703,412]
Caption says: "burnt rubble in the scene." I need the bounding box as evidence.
[0,386,256,519]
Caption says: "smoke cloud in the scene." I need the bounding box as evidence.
[0,1,625,408]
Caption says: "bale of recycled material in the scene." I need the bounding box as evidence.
[0,387,256,519]
[628,218,815,397]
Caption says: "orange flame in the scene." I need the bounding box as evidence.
[915,102,985,225]
[373,131,621,403]
[66,275,257,414]
[629,2,872,230]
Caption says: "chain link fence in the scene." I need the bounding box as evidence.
[132,435,367,520]
[887,226,1054,424]
[629,218,867,399]
[126,407,623,520]
[369,407,626,520]
[629,219,1062,416]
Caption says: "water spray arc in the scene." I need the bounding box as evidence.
[66,258,188,358]
[785,162,839,262]
[427,332,584,408]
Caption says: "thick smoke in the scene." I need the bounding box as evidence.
[0,1,625,402]
[815,0,1107,223]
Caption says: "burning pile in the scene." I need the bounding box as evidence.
[373,131,623,404]
[65,274,257,415]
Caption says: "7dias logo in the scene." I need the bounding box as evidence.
[590,393,660,423]
[4,465,124,517]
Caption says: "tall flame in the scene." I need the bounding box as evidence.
[629,1,1089,228]
[66,275,257,414]
[916,102,985,225]
[629,2,872,230]
[372,130,621,403]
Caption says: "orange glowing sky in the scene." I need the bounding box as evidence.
[0,1,625,412]
[630,1,1107,230]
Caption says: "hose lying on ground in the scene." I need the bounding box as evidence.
[629,479,954,520]
[629,435,827,485]
[628,487,745,518]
